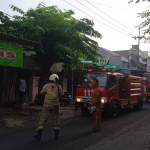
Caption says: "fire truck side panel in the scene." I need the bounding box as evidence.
[144,73,150,101]
[118,99,129,106]
[141,77,147,101]
[129,77,142,104]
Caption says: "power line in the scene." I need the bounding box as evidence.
[64,0,132,37]
[1,5,132,38]
[83,0,138,35]
[76,0,134,36]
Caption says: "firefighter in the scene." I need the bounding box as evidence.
[85,75,102,131]
[34,74,64,140]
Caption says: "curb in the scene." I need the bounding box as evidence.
[29,106,76,111]
[0,107,81,119]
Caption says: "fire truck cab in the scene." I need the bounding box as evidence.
[75,68,147,117]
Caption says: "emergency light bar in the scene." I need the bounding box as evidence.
[88,69,93,72]
[102,68,107,72]
[87,68,107,72]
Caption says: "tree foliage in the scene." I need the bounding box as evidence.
[0,3,102,69]
[128,0,150,43]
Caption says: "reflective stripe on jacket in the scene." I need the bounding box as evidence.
[41,82,64,109]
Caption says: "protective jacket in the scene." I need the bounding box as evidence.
[87,78,102,109]
[41,82,64,109]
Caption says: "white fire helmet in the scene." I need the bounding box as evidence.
[49,74,59,82]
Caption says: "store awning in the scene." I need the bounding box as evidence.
[93,62,121,71]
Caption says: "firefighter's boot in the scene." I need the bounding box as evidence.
[34,129,43,140]
[54,130,59,140]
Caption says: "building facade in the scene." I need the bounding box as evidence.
[114,45,148,70]
[98,47,133,70]
[0,33,40,105]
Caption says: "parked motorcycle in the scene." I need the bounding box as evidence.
[59,92,72,107]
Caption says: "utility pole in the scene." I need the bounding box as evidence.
[132,27,145,65]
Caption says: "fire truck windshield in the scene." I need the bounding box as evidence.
[78,73,107,87]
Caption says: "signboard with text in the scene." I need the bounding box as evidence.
[0,42,23,67]
[99,57,109,66]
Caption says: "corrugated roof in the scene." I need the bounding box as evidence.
[99,47,120,56]
[0,32,38,50]
[114,50,129,58]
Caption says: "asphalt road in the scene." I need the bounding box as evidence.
[1,103,150,150]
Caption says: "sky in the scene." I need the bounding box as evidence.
[0,0,150,53]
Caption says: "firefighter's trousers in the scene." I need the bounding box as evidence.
[92,109,101,130]
[38,107,60,130]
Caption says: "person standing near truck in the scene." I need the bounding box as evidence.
[85,75,102,131]
[18,76,27,104]
[34,74,64,140]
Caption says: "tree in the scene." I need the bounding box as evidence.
[128,0,150,43]
[0,3,102,70]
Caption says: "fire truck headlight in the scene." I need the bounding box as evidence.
[76,97,82,102]
[101,97,108,104]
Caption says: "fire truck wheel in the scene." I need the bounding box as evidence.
[112,101,119,118]
[81,106,90,116]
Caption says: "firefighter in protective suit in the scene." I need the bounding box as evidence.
[85,75,102,131]
[34,74,64,140]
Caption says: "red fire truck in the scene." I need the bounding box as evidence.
[143,72,150,102]
[75,67,147,117]
[130,71,150,102]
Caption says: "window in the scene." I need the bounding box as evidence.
[78,73,107,87]
[108,75,116,88]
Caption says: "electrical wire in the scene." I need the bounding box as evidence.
[76,0,135,36]
[1,4,134,38]
[82,0,138,35]
[81,0,127,11]
[64,0,132,37]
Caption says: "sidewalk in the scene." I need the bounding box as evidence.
[29,105,81,120]
[0,103,81,130]
[0,102,80,117]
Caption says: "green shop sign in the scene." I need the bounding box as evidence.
[0,42,23,67]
